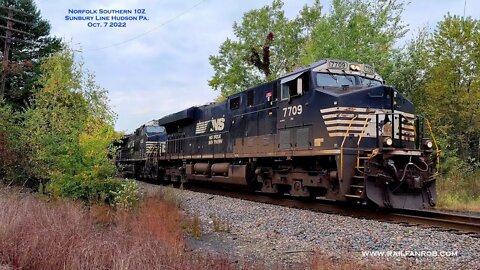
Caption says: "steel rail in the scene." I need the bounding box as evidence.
[178,185,480,236]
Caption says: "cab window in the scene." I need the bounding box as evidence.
[316,73,355,87]
[359,77,382,86]
[230,96,240,110]
[281,79,301,100]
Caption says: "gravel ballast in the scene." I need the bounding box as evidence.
[138,182,480,269]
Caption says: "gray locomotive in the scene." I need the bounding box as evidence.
[116,59,439,210]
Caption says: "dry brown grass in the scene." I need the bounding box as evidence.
[0,186,389,270]
[310,252,387,270]
[0,189,234,270]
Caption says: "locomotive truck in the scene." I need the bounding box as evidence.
[116,59,439,210]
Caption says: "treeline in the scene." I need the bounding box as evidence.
[209,0,480,172]
[0,0,131,204]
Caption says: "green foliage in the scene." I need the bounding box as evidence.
[0,100,28,183]
[302,0,407,82]
[0,0,62,108]
[19,48,121,201]
[396,15,480,171]
[210,0,407,97]
[46,177,122,204]
[23,50,87,181]
[111,180,141,209]
[209,0,322,97]
[389,28,430,103]
[423,15,480,168]
[211,1,478,173]
[437,169,480,211]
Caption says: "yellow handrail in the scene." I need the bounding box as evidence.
[356,115,372,168]
[340,115,358,180]
[425,119,440,173]
[357,115,371,147]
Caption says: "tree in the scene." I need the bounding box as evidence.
[421,15,480,168]
[389,28,430,104]
[209,0,322,97]
[0,99,27,184]
[23,49,120,189]
[209,0,408,97]
[0,0,62,108]
[302,0,407,82]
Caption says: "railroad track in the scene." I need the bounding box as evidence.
[180,185,480,237]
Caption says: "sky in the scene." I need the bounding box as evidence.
[33,0,479,132]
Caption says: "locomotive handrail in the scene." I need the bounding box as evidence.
[356,115,372,169]
[372,111,416,147]
[357,115,372,147]
[340,115,358,180]
[425,118,440,172]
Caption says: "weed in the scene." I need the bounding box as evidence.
[161,186,181,207]
[437,170,480,211]
[184,212,203,239]
[209,213,231,233]
[111,180,140,209]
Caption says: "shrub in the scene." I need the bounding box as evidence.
[46,177,123,204]
[437,169,480,211]
[111,180,141,209]
[21,49,120,195]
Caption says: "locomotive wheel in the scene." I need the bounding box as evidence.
[289,180,310,197]
[260,178,278,194]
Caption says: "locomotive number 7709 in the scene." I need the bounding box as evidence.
[283,105,303,117]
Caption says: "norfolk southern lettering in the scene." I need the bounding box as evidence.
[68,9,133,14]
[66,9,131,20]
[66,9,144,21]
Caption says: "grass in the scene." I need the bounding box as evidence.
[0,185,394,270]
[310,253,386,270]
[209,213,231,233]
[0,187,234,270]
[436,170,480,212]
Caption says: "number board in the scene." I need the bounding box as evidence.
[363,64,375,74]
[327,60,348,70]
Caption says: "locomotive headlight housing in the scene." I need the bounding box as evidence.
[383,136,393,147]
[350,64,360,71]
[423,139,433,149]
[381,122,392,136]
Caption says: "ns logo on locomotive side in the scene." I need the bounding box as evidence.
[116,59,439,210]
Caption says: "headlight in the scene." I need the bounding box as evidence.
[383,137,393,147]
[382,122,392,135]
[424,140,433,149]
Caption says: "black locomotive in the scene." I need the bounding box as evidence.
[115,120,166,179]
[116,59,439,210]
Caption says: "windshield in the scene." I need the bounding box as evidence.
[359,76,382,86]
[316,73,355,87]
[146,126,165,134]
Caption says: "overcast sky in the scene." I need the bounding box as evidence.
[34,0,478,132]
